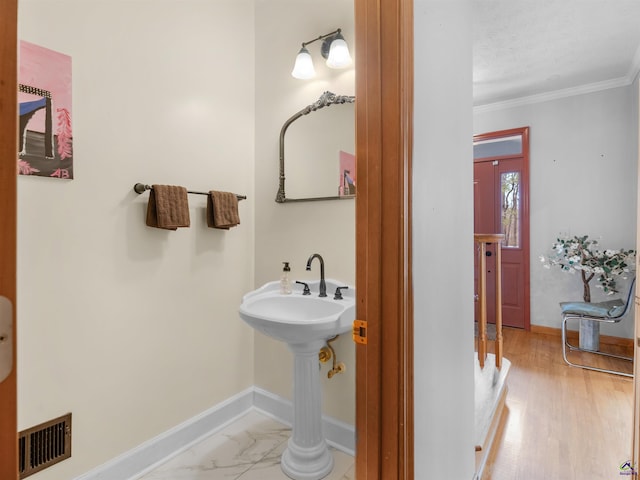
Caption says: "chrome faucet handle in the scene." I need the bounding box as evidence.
[334,286,349,300]
[295,281,311,295]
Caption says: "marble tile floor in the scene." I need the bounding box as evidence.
[137,410,355,480]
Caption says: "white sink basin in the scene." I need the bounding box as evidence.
[239,279,355,344]
[239,277,355,480]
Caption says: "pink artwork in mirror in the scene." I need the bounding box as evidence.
[339,150,356,196]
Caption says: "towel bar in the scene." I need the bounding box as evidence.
[133,183,246,201]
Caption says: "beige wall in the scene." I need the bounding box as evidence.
[18,1,256,478]
[253,0,356,424]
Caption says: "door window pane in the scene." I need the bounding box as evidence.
[501,171,520,248]
[474,134,522,160]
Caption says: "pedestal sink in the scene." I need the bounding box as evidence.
[239,279,355,480]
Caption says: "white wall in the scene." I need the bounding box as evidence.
[474,86,639,337]
[413,1,476,478]
[253,0,356,424]
[18,1,256,478]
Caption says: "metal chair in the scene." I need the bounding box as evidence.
[560,277,635,378]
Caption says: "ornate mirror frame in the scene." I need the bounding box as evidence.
[276,91,356,203]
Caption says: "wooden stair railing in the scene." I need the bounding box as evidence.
[474,233,504,369]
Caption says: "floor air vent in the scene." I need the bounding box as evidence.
[19,413,72,478]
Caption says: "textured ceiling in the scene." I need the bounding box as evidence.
[473,0,640,107]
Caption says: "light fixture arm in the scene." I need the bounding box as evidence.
[300,28,342,49]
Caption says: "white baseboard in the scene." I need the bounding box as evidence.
[74,387,254,480]
[74,386,355,480]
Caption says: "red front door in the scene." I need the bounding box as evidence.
[473,127,530,330]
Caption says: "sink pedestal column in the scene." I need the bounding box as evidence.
[281,339,334,480]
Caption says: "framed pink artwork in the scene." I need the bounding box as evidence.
[18,40,73,179]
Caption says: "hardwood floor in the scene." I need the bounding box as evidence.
[483,328,633,480]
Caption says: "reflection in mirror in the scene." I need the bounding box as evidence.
[276,91,355,203]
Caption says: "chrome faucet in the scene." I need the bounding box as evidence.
[306,253,327,297]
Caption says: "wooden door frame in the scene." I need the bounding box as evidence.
[354,0,413,478]
[0,0,18,478]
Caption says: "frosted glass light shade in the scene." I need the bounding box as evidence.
[326,35,352,69]
[291,47,316,79]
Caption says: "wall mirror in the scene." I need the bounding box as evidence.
[276,91,356,203]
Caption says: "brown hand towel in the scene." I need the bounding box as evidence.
[207,191,240,229]
[146,185,190,230]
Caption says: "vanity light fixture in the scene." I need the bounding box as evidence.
[291,28,353,79]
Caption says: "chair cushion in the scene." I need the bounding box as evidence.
[560,299,626,318]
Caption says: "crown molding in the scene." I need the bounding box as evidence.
[474,75,634,114]
[626,42,640,85]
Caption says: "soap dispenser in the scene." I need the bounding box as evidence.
[280,262,292,294]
